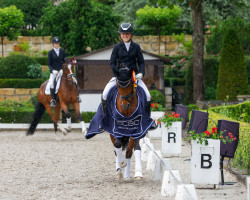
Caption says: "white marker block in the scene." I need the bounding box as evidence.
[247,176,250,200]
[161,170,182,197]
[148,111,164,138]
[175,184,198,200]
[154,158,171,181]
[162,121,182,156]
[146,150,162,172]
[191,139,220,185]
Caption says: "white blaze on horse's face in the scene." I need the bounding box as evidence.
[68,64,73,74]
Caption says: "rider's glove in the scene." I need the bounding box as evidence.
[52,70,58,75]
[59,69,63,74]
[135,73,143,80]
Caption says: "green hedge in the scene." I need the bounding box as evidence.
[149,90,165,107]
[33,56,48,65]
[210,101,250,123]
[0,55,39,79]
[206,110,249,170]
[0,79,45,88]
[164,78,185,87]
[134,28,192,36]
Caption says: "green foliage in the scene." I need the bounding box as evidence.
[114,0,149,25]
[0,55,39,79]
[27,64,42,79]
[0,0,51,29]
[0,100,51,123]
[206,17,250,56]
[136,5,182,34]
[151,103,165,111]
[210,102,250,123]
[164,78,185,87]
[188,104,199,112]
[216,29,248,101]
[149,90,165,107]
[0,79,44,88]
[186,127,234,146]
[40,0,120,55]
[206,110,250,170]
[158,112,183,128]
[81,112,96,123]
[33,56,48,65]
[172,33,193,55]
[0,6,24,57]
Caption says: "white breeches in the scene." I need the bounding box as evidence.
[48,73,57,89]
[102,77,151,101]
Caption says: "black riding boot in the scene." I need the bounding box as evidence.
[101,97,107,115]
[50,88,56,107]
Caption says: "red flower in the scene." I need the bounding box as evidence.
[230,135,233,138]
[228,132,232,136]
[212,127,217,133]
[233,137,237,140]
[219,136,223,139]
[169,115,172,117]
[151,104,154,107]
[204,131,211,136]
[176,113,180,117]
[155,104,158,109]
[157,121,160,125]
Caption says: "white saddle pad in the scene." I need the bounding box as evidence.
[45,74,62,95]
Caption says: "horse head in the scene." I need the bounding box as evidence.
[62,57,77,85]
[116,64,136,111]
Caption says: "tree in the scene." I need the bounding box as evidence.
[136,5,182,54]
[0,0,51,29]
[40,0,120,55]
[216,29,248,101]
[0,6,24,57]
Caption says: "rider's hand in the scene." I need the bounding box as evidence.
[135,73,143,80]
[52,70,58,75]
[59,69,63,74]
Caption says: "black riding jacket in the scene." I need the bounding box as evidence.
[110,41,145,77]
[48,48,68,73]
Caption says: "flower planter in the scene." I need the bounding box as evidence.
[161,121,182,156]
[148,111,165,138]
[190,139,220,185]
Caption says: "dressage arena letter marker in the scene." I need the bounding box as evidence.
[201,154,212,169]
[161,121,182,156]
[191,139,220,185]
[168,132,176,143]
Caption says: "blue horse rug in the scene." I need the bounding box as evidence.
[85,85,154,140]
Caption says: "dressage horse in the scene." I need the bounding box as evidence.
[26,58,86,135]
[110,65,143,180]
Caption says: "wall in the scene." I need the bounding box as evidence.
[0,35,192,57]
[0,88,38,102]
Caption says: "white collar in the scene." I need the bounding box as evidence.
[53,48,60,51]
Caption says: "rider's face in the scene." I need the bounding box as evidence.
[120,33,132,43]
[53,43,60,49]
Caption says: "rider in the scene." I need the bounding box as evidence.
[48,36,69,107]
[102,23,151,116]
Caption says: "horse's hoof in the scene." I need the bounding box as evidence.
[66,127,71,132]
[119,160,127,168]
[134,170,143,179]
[115,169,123,179]
[123,176,131,181]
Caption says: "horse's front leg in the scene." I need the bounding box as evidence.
[134,139,143,179]
[58,103,71,135]
[72,102,86,134]
[123,138,135,180]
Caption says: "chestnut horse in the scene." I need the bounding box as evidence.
[26,58,86,136]
[110,65,143,180]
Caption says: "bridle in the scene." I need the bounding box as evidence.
[117,77,136,110]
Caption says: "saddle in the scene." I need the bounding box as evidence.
[45,72,63,95]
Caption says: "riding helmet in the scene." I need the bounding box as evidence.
[52,36,60,44]
[118,23,133,33]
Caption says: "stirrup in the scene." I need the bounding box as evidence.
[50,99,56,107]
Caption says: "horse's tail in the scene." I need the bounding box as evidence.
[26,102,46,136]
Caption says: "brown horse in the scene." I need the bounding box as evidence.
[110,65,143,180]
[26,57,86,135]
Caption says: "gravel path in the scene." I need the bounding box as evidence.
[0,131,247,200]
